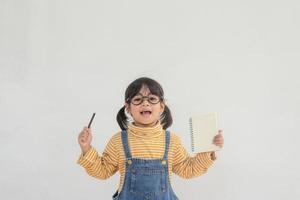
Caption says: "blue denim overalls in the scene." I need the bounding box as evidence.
[112,130,179,200]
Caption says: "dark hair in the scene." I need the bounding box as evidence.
[117,77,173,130]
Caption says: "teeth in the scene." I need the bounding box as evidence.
[141,111,151,114]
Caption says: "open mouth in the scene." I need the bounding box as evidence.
[140,111,152,116]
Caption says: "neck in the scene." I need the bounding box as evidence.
[133,120,159,128]
[128,120,163,138]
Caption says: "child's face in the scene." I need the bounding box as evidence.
[125,86,165,127]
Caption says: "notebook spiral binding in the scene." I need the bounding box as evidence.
[189,118,194,152]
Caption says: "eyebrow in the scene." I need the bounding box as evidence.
[136,92,151,96]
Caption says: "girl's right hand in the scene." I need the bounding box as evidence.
[78,126,93,154]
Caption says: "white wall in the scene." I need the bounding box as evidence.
[1,0,299,199]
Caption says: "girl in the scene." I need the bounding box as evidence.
[77,77,224,200]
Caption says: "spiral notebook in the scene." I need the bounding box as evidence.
[189,112,221,153]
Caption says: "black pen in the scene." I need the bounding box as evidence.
[88,113,96,128]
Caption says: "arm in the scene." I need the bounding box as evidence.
[77,136,119,180]
[172,135,216,179]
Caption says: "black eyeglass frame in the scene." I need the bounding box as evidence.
[126,94,164,105]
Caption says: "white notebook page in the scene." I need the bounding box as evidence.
[189,112,220,153]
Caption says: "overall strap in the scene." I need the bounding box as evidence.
[121,130,132,160]
[162,130,170,160]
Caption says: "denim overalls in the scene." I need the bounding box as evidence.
[112,130,179,200]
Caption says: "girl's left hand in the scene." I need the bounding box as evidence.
[213,130,224,148]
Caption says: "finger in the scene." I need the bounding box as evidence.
[83,128,91,135]
[214,135,223,139]
[213,136,221,140]
[214,141,223,145]
[216,133,223,137]
[213,139,223,144]
[81,128,87,133]
[82,132,89,139]
[80,136,86,142]
[214,141,224,146]
[82,132,88,137]
[84,128,90,134]
[79,137,86,143]
[214,137,223,142]
[213,142,223,147]
[81,133,88,139]
[212,140,218,144]
[214,139,222,143]
[87,128,92,134]
[86,130,91,137]
[79,132,85,138]
[213,137,221,142]
[81,131,88,137]
[213,140,223,145]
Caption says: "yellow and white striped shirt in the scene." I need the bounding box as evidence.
[77,121,215,193]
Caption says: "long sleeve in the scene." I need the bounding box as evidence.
[172,135,215,179]
[77,136,119,180]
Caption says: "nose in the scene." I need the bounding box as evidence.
[141,98,150,106]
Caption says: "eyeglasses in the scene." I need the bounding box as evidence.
[127,94,162,105]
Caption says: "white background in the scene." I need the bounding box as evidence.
[1,0,300,199]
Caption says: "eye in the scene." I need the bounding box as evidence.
[149,95,159,102]
[132,95,143,104]
[133,97,141,102]
[149,97,157,101]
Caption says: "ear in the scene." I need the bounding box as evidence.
[125,103,131,115]
[160,102,165,114]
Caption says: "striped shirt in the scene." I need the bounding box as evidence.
[77,121,215,193]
